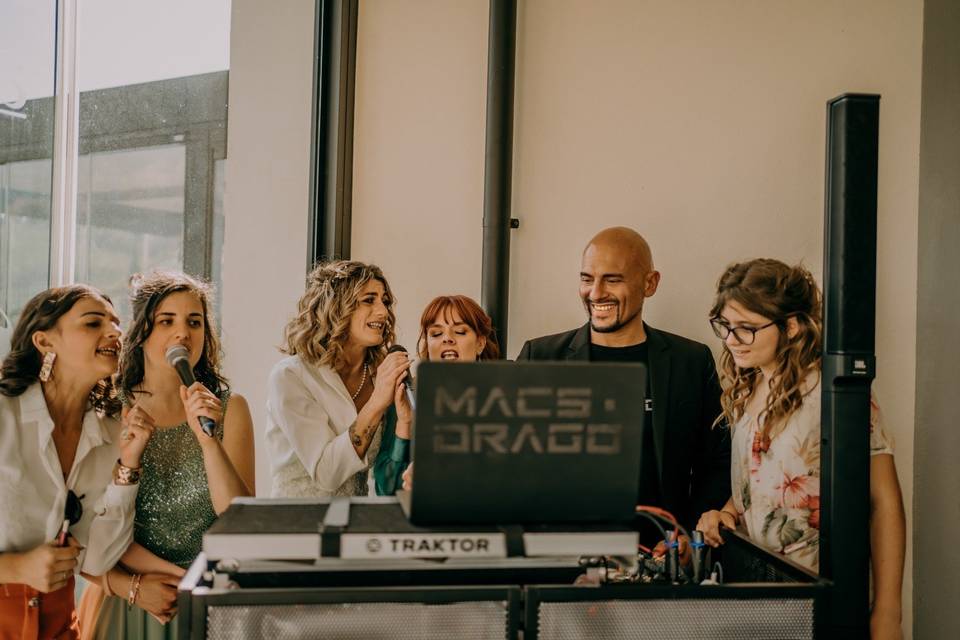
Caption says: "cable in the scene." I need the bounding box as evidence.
[634,510,668,544]
[636,505,690,544]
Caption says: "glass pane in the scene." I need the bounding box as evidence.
[211,158,226,308]
[0,0,56,324]
[75,144,186,321]
[75,0,231,322]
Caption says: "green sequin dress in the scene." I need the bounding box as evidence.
[86,391,229,640]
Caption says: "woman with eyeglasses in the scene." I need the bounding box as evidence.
[696,259,905,639]
[78,272,255,639]
[0,286,153,639]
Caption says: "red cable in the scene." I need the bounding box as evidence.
[636,504,681,543]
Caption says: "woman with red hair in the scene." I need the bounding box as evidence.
[373,295,499,495]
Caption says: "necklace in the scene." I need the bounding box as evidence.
[350,363,368,401]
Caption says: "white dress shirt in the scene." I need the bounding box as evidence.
[265,355,381,497]
[0,384,138,577]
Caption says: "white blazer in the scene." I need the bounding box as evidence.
[265,355,380,497]
[0,384,137,576]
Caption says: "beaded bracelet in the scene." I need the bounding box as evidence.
[127,573,142,609]
[114,459,143,485]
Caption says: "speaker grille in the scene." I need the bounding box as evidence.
[537,598,814,639]
[722,543,806,583]
[206,600,510,639]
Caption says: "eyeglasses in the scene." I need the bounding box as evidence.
[64,490,84,526]
[710,318,777,345]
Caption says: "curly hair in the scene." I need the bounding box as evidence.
[120,271,228,399]
[0,285,122,417]
[282,260,397,370]
[709,258,822,444]
[417,295,500,361]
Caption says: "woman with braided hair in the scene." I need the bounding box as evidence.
[266,260,411,497]
[696,258,905,639]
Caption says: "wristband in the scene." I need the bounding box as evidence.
[114,459,142,485]
[721,509,739,525]
[101,571,115,597]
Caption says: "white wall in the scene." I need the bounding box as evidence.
[349,0,922,634]
[351,0,489,350]
[222,0,315,496]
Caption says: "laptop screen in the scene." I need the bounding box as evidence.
[407,361,646,526]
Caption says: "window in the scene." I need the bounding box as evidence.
[0,0,231,325]
[0,0,56,322]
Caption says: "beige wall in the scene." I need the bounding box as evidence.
[221,0,315,497]
[349,0,922,634]
[351,0,489,351]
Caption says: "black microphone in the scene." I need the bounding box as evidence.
[165,344,216,438]
[386,344,415,410]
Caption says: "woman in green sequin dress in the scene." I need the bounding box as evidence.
[78,272,255,640]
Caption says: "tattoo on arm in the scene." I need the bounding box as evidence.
[349,420,373,456]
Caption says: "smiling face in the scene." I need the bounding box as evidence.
[33,295,122,385]
[717,300,783,371]
[142,290,206,372]
[424,307,486,362]
[346,279,390,349]
[579,242,659,335]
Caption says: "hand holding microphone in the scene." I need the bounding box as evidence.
[366,346,412,416]
[387,344,416,416]
[165,345,219,438]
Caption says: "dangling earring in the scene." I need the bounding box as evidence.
[39,352,56,382]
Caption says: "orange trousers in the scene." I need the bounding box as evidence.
[0,577,79,640]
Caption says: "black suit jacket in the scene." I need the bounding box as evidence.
[516,323,731,528]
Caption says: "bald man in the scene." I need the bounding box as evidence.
[516,227,730,537]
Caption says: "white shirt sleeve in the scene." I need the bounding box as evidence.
[267,363,366,493]
[78,481,138,576]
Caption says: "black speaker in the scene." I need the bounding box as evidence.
[185,585,521,639]
[526,585,820,639]
[819,93,879,637]
[823,94,879,356]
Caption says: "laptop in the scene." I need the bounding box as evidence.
[398,361,646,526]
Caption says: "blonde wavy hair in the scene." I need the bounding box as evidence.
[710,258,822,445]
[282,260,397,370]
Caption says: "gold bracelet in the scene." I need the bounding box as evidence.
[126,573,142,609]
[114,459,142,485]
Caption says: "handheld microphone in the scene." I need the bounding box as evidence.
[386,344,415,410]
[165,344,216,437]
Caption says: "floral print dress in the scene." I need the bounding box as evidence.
[730,373,893,571]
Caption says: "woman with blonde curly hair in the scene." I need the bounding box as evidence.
[696,258,905,638]
[266,260,411,497]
